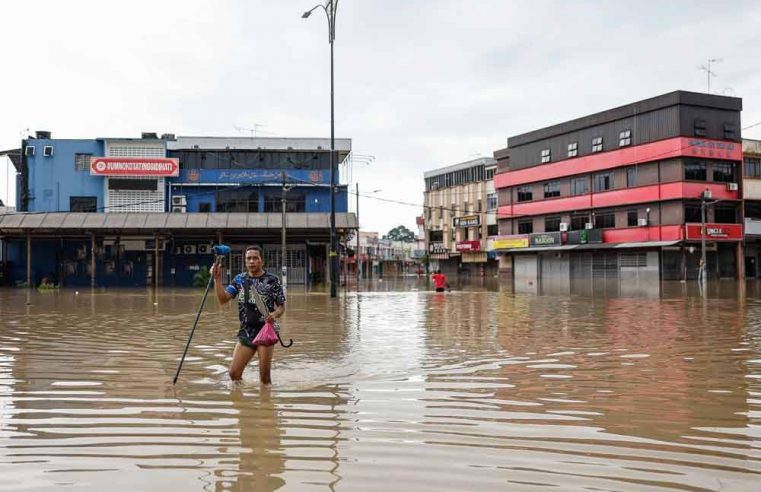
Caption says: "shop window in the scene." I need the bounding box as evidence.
[723,123,736,140]
[568,142,578,158]
[199,202,211,213]
[545,216,561,232]
[594,211,615,229]
[593,172,614,192]
[108,179,157,191]
[619,129,632,147]
[592,137,603,153]
[543,181,560,198]
[517,186,533,202]
[571,213,588,230]
[626,166,637,187]
[684,161,706,181]
[694,119,707,137]
[571,177,588,195]
[714,205,736,223]
[627,209,638,227]
[713,162,734,183]
[70,196,97,212]
[217,189,259,212]
[487,224,498,236]
[744,157,761,177]
[517,219,533,234]
[684,204,702,222]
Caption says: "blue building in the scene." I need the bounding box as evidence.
[0,131,356,288]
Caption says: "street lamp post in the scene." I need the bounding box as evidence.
[303,0,339,298]
[700,190,709,285]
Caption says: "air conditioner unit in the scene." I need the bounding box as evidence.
[584,222,593,229]
[182,244,197,255]
[727,182,738,191]
[172,195,187,206]
[171,205,186,213]
[637,218,648,226]
[197,244,211,255]
[25,146,35,156]
[559,222,568,232]
[43,145,54,157]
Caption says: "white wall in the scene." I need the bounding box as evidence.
[0,157,16,207]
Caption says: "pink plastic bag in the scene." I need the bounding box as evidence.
[252,321,279,347]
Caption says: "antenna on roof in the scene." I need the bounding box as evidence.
[233,123,275,139]
[697,58,722,94]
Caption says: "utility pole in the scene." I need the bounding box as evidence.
[700,190,708,285]
[281,171,288,291]
[356,182,360,284]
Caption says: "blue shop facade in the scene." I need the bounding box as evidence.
[0,133,356,288]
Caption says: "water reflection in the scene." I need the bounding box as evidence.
[0,285,760,491]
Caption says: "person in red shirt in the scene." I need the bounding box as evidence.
[431,269,448,292]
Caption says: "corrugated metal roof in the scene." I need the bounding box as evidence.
[0,212,357,232]
[168,136,352,152]
[423,157,497,179]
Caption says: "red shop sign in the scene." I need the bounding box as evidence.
[685,223,742,241]
[455,240,481,252]
[90,157,179,177]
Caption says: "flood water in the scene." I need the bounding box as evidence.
[1,279,760,491]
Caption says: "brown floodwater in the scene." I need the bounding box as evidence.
[1,279,760,491]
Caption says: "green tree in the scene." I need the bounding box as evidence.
[384,225,416,242]
[193,265,211,288]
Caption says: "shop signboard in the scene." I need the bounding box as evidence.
[684,223,742,241]
[90,157,179,177]
[529,232,562,247]
[455,240,481,252]
[453,215,480,228]
[566,228,603,245]
[492,235,529,250]
[428,241,448,254]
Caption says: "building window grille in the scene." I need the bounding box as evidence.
[517,219,533,234]
[627,209,638,227]
[713,162,734,183]
[568,142,578,158]
[545,216,561,232]
[74,153,92,171]
[745,157,761,177]
[593,172,614,192]
[541,148,551,163]
[543,181,560,198]
[571,176,588,195]
[517,186,533,202]
[620,252,647,268]
[594,210,615,229]
[619,129,632,147]
[592,137,603,153]
[626,166,637,187]
[486,167,495,179]
[684,161,706,181]
[694,119,707,137]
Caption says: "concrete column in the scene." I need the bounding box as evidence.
[326,243,331,284]
[737,241,745,280]
[26,233,31,287]
[91,233,96,288]
[154,233,160,290]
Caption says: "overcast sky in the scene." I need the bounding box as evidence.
[2,1,761,234]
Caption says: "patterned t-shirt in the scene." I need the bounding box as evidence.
[225,271,286,328]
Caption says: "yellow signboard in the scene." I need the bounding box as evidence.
[492,236,529,249]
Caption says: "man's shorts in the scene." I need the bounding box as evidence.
[238,324,264,349]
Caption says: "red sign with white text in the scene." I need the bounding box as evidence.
[455,240,482,252]
[90,157,179,177]
[684,223,742,241]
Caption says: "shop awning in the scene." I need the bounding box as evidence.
[0,212,358,234]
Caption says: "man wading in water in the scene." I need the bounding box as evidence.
[210,245,286,384]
